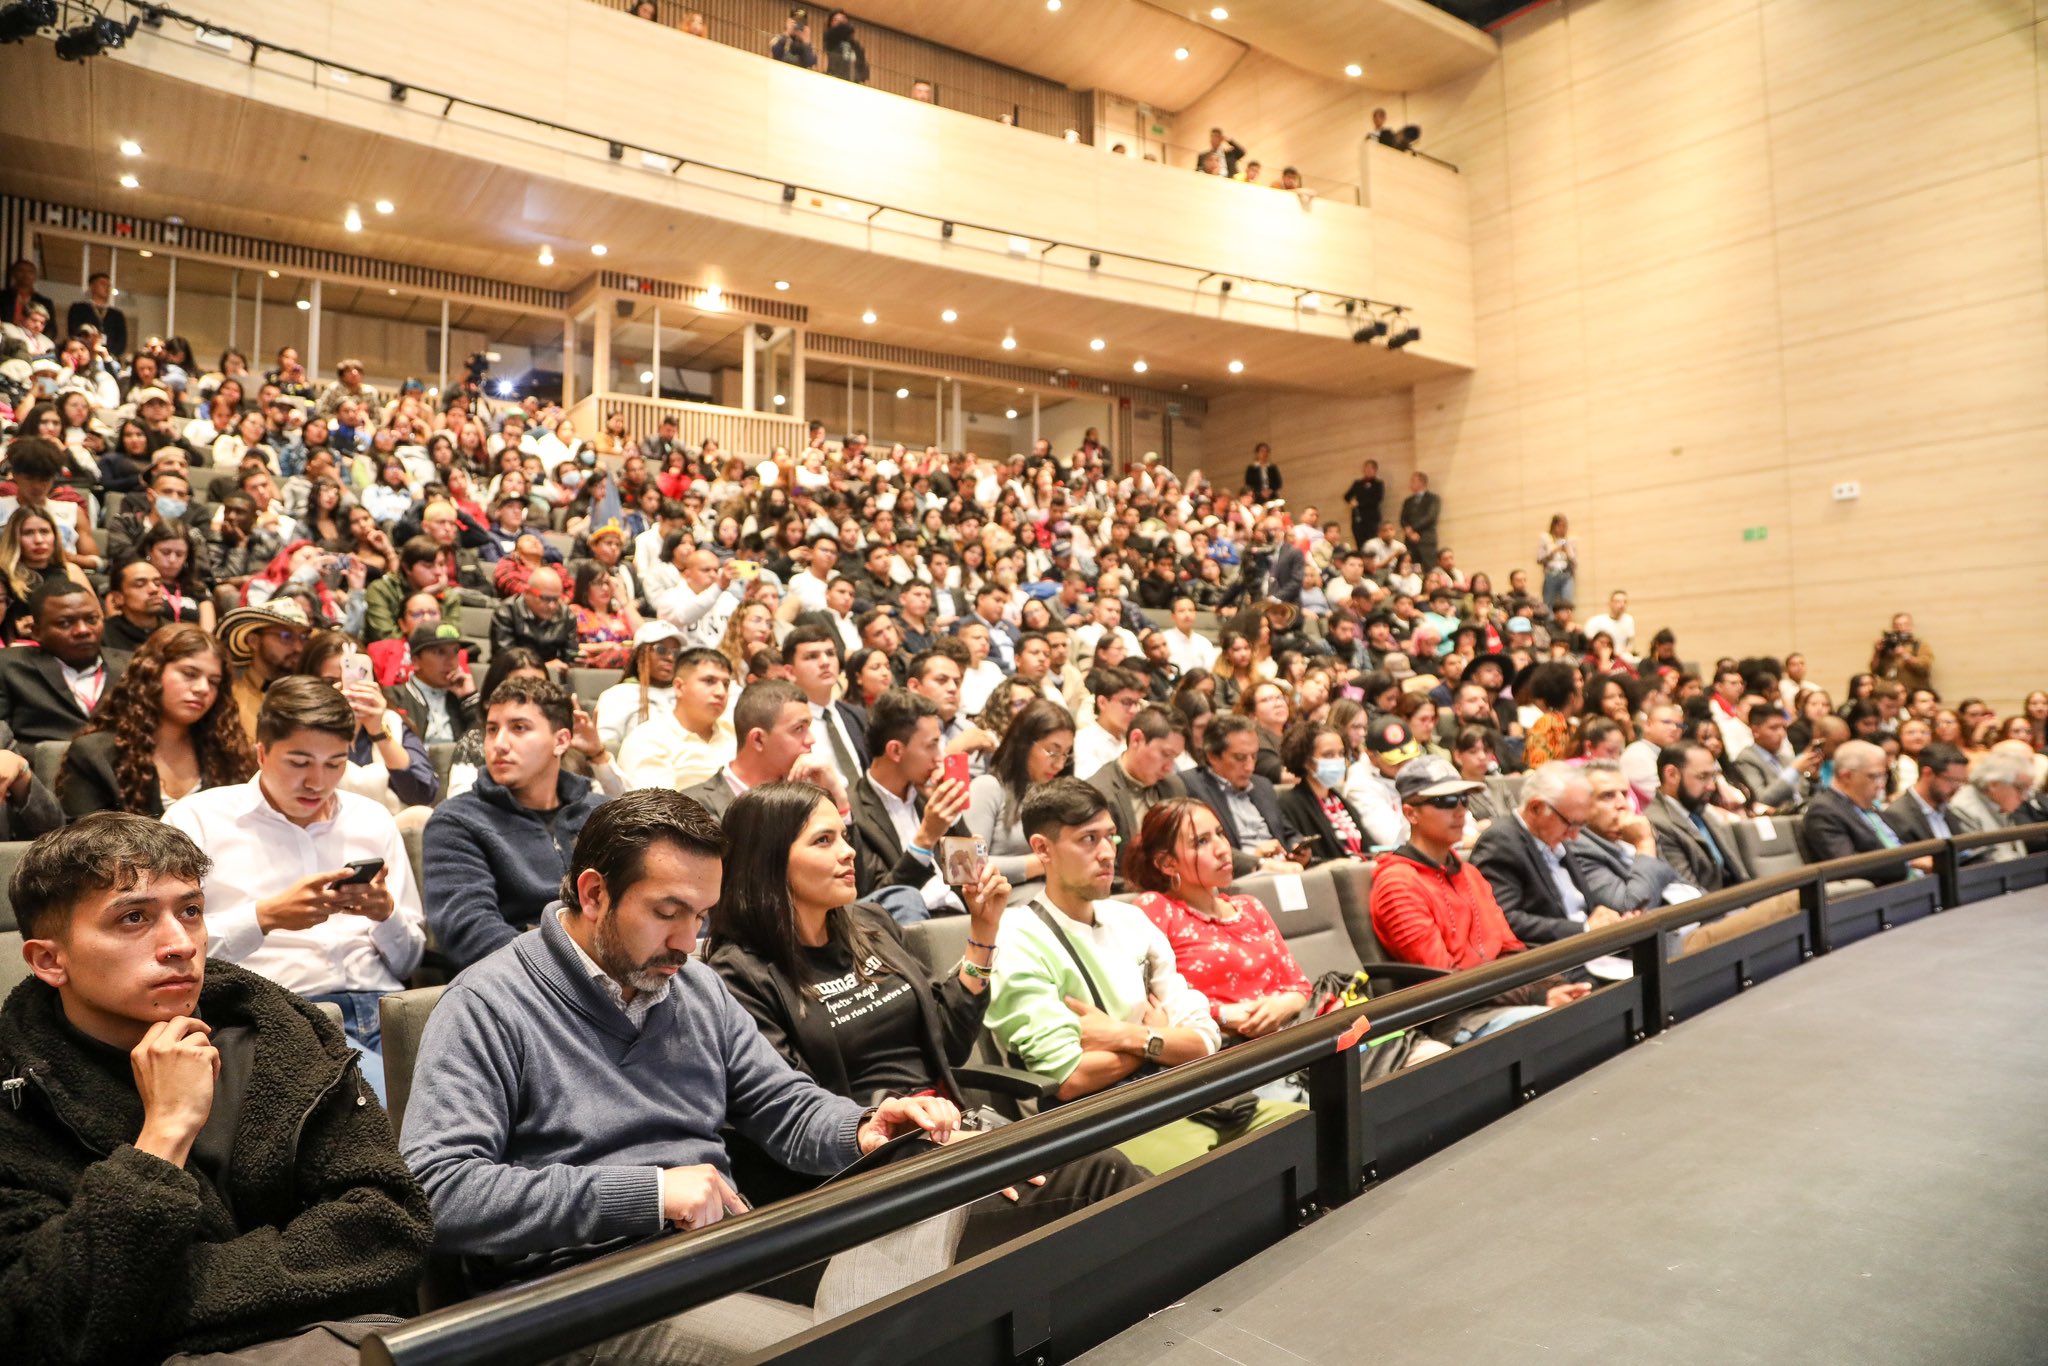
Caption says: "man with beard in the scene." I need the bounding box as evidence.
[400,789,963,1348]
[1644,742,1754,892]
[218,601,310,744]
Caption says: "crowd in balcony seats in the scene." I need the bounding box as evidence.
[2,283,2046,1363]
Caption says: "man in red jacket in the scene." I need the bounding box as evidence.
[1369,758,1589,1039]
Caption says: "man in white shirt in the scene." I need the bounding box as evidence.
[1580,590,1637,662]
[1621,702,1686,804]
[1161,596,1218,675]
[617,648,736,791]
[1074,594,1141,666]
[955,620,1008,718]
[786,624,867,789]
[162,676,424,1100]
[787,535,840,616]
[594,621,683,754]
[814,576,862,656]
[656,550,742,650]
[1074,666,1146,781]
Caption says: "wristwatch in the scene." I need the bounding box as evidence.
[1143,1029,1164,1061]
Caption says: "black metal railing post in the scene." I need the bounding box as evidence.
[1307,1038,1364,1209]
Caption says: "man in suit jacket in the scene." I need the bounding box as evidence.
[784,624,868,790]
[1803,740,1925,885]
[683,678,832,822]
[1645,742,1752,893]
[1265,522,1306,607]
[0,580,131,753]
[1343,459,1386,550]
[1470,763,1625,945]
[850,689,970,902]
[1732,705,1820,813]
[1568,760,1683,912]
[1243,444,1282,502]
[1086,705,1189,886]
[1882,741,1970,847]
[1181,714,1300,867]
[1398,470,1442,569]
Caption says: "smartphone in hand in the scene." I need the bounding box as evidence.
[943,753,972,791]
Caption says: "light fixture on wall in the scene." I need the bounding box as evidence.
[295,298,312,311]
[137,249,152,258]
[639,370,655,383]
[1210,6,1228,18]
[1227,359,1244,374]
[608,142,624,161]
[1006,235,1030,256]
[1000,334,1017,350]
[773,394,786,406]
[1352,318,1388,343]
[1388,321,1421,350]
[862,309,877,324]
[941,221,955,239]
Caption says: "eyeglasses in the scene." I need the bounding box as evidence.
[1417,793,1467,810]
[1037,744,1073,766]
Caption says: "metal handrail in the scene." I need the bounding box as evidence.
[357,825,2041,1366]
[1951,820,2048,854]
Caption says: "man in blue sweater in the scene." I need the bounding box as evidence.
[400,789,960,1359]
[420,677,608,970]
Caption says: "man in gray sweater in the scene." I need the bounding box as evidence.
[401,789,959,1360]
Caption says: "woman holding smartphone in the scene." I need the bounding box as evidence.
[704,782,1143,1237]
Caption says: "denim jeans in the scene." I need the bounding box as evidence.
[1451,1003,1549,1046]
[305,990,388,1103]
[1542,569,1575,609]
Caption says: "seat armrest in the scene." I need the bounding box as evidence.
[1363,962,1452,985]
[954,1062,1061,1102]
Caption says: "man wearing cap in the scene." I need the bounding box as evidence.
[617,644,737,793]
[1469,762,1628,945]
[384,623,477,746]
[595,621,683,753]
[220,600,311,743]
[422,676,607,971]
[581,519,638,605]
[1341,715,1419,853]
[1369,757,1592,1021]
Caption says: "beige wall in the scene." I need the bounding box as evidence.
[1388,0,2048,712]
[1202,390,1415,531]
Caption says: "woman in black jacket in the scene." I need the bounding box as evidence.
[1274,721,1372,864]
[704,782,1145,1254]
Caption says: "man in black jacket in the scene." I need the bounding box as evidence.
[1470,762,1627,945]
[849,688,970,910]
[0,579,130,753]
[1343,459,1386,549]
[489,566,578,673]
[1399,470,1442,569]
[0,814,431,1365]
[1803,739,1928,885]
[1181,714,1300,869]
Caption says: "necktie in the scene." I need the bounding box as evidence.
[823,709,861,785]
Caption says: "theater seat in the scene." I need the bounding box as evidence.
[0,839,32,934]
[1228,865,1357,982]
[0,932,28,997]
[1731,814,1806,878]
[378,985,449,1136]
[29,742,68,796]
[1485,774,1524,814]
[569,668,625,710]
[902,913,1058,1116]
[426,743,458,804]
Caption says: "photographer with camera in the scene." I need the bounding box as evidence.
[1871,611,1935,694]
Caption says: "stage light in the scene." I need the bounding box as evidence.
[1352,320,1387,344]
[1211,7,1228,18]
[1005,408,1018,419]
[295,299,312,311]
[1227,359,1244,374]
[0,0,58,45]
[862,310,877,324]
[138,250,152,258]
[267,269,279,278]
[343,207,363,233]
[1388,323,1421,350]
[496,380,516,397]
[53,13,131,60]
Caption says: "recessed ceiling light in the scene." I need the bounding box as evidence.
[1227,359,1245,374]
[295,299,312,311]
[1006,235,1030,256]
[118,173,138,189]
[773,394,786,406]
[1344,63,1362,78]
[1045,0,1060,9]
[1210,6,1228,18]
[118,139,141,157]
[387,287,397,295]
[374,199,394,215]
[640,370,655,383]
[267,269,279,278]
[1132,359,1148,373]
[343,207,363,233]
[1005,408,1018,419]
[895,387,910,398]
[862,309,877,324]
[773,279,789,290]
[1088,338,1106,351]
[1000,335,1016,350]
[591,243,608,256]
[1174,46,1189,61]
[940,308,958,322]
[137,249,152,258]
[538,246,554,266]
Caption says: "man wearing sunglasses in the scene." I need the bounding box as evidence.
[1470,763,1630,946]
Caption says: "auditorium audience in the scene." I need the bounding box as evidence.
[423,677,607,970]
[965,698,1077,905]
[1181,712,1302,873]
[0,814,431,1366]
[162,677,425,1098]
[616,646,737,790]
[680,678,827,818]
[1469,762,1629,945]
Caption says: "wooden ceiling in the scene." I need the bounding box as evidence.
[0,46,1455,400]
[844,0,1494,102]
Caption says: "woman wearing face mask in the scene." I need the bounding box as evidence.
[1275,722,1372,865]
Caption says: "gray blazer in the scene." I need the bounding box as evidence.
[1947,784,2022,862]
[1646,793,1753,891]
[680,769,740,820]
[1567,831,1681,912]
[1733,746,1805,812]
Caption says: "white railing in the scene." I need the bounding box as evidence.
[566,393,808,463]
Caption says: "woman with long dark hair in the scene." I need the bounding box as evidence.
[59,624,257,818]
[705,782,1142,1236]
[964,699,1075,904]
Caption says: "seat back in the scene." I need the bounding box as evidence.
[1322,859,1383,964]
[0,931,28,997]
[426,744,458,804]
[1732,813,1807,878]
[1229,864,1359,983]
[1485,774,1524,815]
[402,823,428,897]
[568,668,624,710]
[460,604,496,640]
[903,916,972,975]
[378,985,450,1135]
[0,840,35,934]
[29,741,68,795]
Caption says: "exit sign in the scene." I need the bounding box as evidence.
[1742,526,1768,542]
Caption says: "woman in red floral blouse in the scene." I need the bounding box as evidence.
[1125,798,1312,1040]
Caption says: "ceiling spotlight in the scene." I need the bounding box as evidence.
[639,370,654,383]
[1211,5,1228,17]
[941,221,955,239]
[1005,408,1018,419]
[781,183,796,203]
[773,279,790,290]
[374,199,394,215]
[895,387,910,399]
[1388,323,1421,350]
[1352,320,1388,344]
[267,269,279,278]
[1000,334,1016,350]
[295,299,312,311]
[773,394,786,406]
[1173,46,1189,61]
[343,207,363,233]
[386,287,397,295]
[941,308,958,323]
[1088,338,1105,351]
[137,249,152,258]
[1045,0,1060,10]
[117,173,138,189]
[1227,359,1245,374]
[538,245,554,266]
[495,380,516,397]
[1132,359,1148,373]
[118,138,141,157]
[54,13,133,61]
[1344,63,1362,78]
[862,309,877,324]
[608,142,624,161]
[0,0,57,44]
[591,243,608,256]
